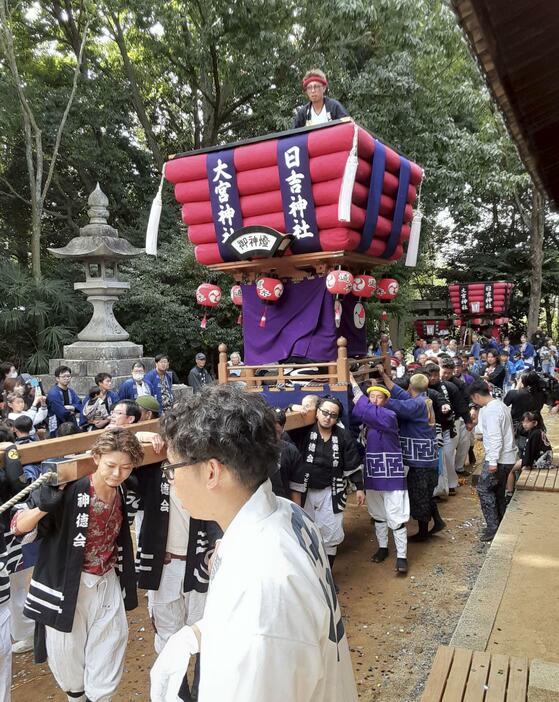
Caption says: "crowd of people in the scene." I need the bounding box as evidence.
[0,325,557,702]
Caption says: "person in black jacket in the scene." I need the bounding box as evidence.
[441,359,474,475]
[12,428,143,702]
[292,69,349,128]
[426,363,470,495]
[272,408,308,504]
[187,353,213,394]
[506,411,553,501]
[504,371,546,452]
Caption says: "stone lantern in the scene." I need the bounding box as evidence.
[47,184,153,395]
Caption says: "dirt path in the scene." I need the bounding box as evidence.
[11,478,487,701]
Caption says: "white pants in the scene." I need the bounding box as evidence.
[148,558,206,654]
[366,490,410,558]
[9,568,35,642]
[442,430,459,489]
[0,604,11,702]
[304,487,344,556]
[46,569,128,702]
[454,419,470,473]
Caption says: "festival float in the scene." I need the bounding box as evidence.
[448,281,515,343]
[156,119,424,411]
[413,318,449,339]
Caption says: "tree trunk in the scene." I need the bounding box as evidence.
[527,187,544,337]
[544,295,553,335]
[31,202,42,281]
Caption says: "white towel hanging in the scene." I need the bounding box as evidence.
[145,165,166,256]
[338,122,359,222]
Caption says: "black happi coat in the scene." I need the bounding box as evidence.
[295,423,363,514]
[134,464,222,594]
[23,477,137,659]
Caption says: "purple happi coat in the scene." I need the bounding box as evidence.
[353,395,406,491]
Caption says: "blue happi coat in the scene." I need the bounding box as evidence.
[385,385,438,470]
[353,395,405,492]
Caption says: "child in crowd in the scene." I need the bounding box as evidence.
[506,411,553,501]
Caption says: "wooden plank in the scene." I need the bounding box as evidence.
[463,650,491,702]
[543,469,558,492]
[485,653,509,702]
[55,443,163,484]
[442,647,472,702]
[515,469,530,490]
[0,419,161,468]
[534,470,549,491]
[523,469,540,491]
[506,656,529,702]
[420,646,455,702]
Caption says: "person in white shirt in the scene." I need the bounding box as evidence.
[292,69,349,128]
[6,391,47,433]
[150,385,358,702]
[425,339,441,358]
[467,380,517,541]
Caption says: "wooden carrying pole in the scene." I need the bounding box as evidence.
[0,411,315,488]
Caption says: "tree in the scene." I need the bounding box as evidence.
[0,0,89,279]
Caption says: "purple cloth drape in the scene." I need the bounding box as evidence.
[242,277,366,364]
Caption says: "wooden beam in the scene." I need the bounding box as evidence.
[0,419,161,469]
[13,410,315,484]
[206,250,387,278]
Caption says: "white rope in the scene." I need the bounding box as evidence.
[0,471,56,515]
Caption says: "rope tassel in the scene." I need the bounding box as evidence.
[145,165,166,256]
[405,172,424,268]
[338,122,359,222]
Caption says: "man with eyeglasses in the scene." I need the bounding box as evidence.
[150,385,358,702]
[293,396,364,585]
[292,69,349,128]
[46,365,83,437]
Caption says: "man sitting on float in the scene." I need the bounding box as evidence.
[293,69,348,127]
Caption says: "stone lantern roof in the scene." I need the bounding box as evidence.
[48,183,144,260]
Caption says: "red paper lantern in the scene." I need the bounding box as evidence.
[495,317,510,326]
[471,318,482,326]
[230,285,243,325]
[326,269,354,327]
[196,283,222,329]
[326,269,354,296]
[453,319,463,327]
[376,278,399,301]
[352,275,376,299]
[256,277,283,327]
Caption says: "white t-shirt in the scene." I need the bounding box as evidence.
[197,481,358,702]
[477,399,517,465]
[310,104,328,125]
[166,487,190,556]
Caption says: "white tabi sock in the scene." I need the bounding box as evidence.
[393,526,408,559]
[374,521,389,548]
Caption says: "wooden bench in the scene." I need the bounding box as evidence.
[516,466,559,492]
[421,645,529,701]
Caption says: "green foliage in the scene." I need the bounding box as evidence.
[1,0,558,364]
[116,232,242,379]
[0,260,89,372]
